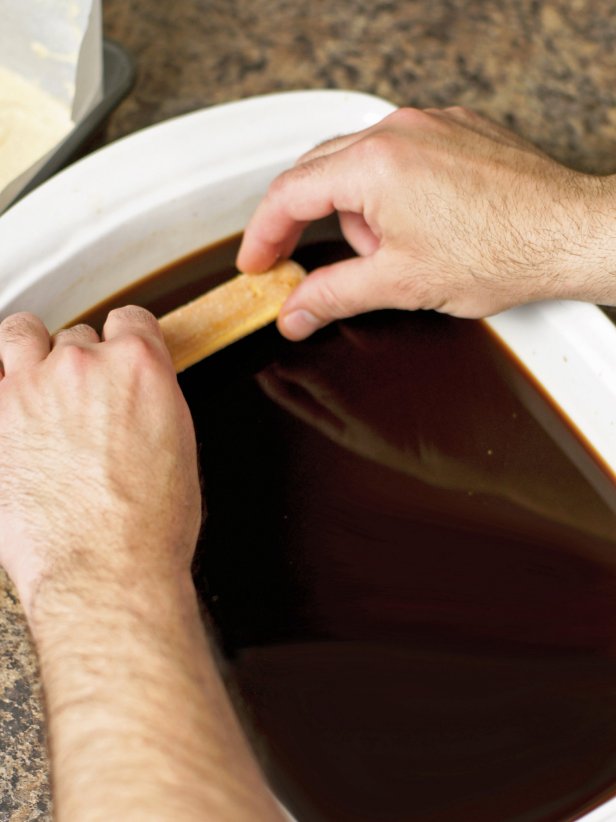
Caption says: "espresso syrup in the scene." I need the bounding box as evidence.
[78,228,616,822]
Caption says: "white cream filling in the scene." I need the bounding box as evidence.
[0,65,72,191]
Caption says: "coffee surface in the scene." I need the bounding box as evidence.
[80,231,616,822]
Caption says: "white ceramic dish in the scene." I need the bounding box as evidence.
[0,89,615,820]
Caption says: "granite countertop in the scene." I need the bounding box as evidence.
[2,0,616,818]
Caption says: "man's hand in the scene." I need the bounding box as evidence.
[0,307,284,821]
[237,106,616,340]
[0,306,201,621]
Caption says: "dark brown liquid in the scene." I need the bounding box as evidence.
[79,228,616,822]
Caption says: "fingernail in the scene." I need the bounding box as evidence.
[280,309,321,339]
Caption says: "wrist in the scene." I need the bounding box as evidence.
[27,561,197,648]
[556,172,616,304]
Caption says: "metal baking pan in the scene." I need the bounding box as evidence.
[7,38,135,210]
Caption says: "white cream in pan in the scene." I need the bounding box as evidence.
[0,65,72,191]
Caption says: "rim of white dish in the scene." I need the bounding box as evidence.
[0,88,614,483]
[0,89,395,311]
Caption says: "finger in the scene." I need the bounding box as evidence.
[102,305,163,343]
[0,312,50,375]
[237,149,363,274]
[338,211,380,257]
[237,129,373,273]
[238,219,309,274]
[277,254,385,341]
[277,222,309,262]
[102,305,172,366]
[296,129,365,165]
[52,324,100,349]
[294,108,405,165]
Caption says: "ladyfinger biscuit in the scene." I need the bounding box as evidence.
[159,260,306,372]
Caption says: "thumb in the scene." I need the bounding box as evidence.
[277,255,384,340]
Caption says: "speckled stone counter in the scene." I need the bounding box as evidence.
[2,0,616,818]
[101,0,616,174]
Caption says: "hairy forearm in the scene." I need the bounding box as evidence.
[29,568,283,822]
[0,306,281,819]
[560,173,616,306]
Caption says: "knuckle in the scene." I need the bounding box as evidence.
[52,329,71,345]
[119,335,168,376]
[444,105,476,121]
[69,323,96,336]
[0,312,42,343]
[278,159,324,194]
[354,110,441,172]
[297,135,342,164]
[119,332,156,360]
[55,324,95,341]
[267,168,300,199]
[353,131,400,174]
[387,107,431,129]
[52,342,91,375]
[108,304,156,326]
